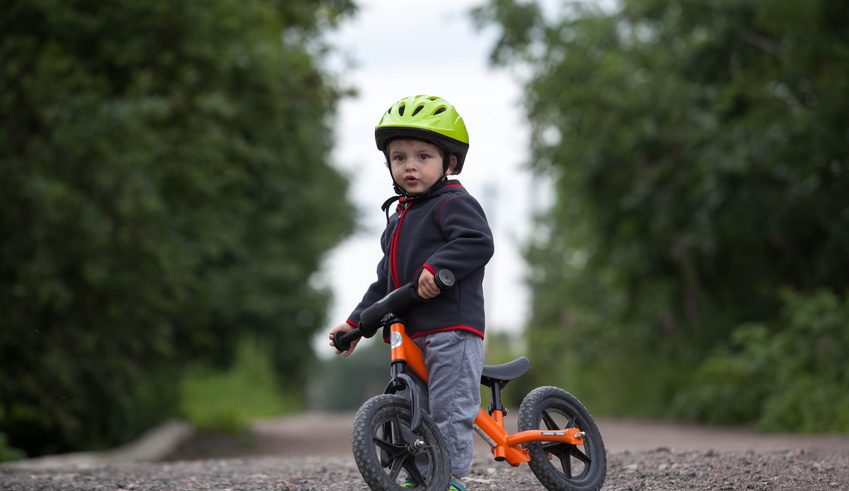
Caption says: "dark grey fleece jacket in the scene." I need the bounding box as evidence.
[347,181,494,339]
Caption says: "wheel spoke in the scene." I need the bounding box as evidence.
[388,453,409,481]
[542,442,569,474]
[559,450,573,477]
[373,436,403,455]
[541,410,558,430]
[543,442,565,452]
[570,445,591,465]
[392,416,403,441]
[405,458,427,485]
[378,421,393,466]
[375,416,423,484]
[544,441,592,479]
[374,419,409,469]
[383,421,393,442]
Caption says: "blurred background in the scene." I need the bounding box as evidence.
[2,0,848,461]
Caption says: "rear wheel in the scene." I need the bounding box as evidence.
[517,386,607,491]
[351,394,451,490]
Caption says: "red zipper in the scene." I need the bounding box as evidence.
[389,204,409,289]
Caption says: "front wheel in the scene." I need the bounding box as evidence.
[517,386,607,491]
[351,394,451,490]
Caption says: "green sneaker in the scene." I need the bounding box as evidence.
[449,478,467,491]
[401,476,417,488]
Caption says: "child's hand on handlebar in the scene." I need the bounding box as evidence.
[329,323,359,357]
[418,269,441,300]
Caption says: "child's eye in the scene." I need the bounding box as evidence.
[418,153,431,160]
[392,154,405,162]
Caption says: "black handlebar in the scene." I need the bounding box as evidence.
[333,270,455,353]
[332,326,364,354]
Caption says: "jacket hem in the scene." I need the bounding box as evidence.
[410,325,484,340]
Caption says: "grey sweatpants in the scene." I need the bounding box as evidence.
[412,330,484,477]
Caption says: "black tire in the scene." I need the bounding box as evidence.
[517,386,607,491]
[351,394,451,490]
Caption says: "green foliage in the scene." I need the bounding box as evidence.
[308,340,389,411]
[483,331,524,365]
[483,331,528,409]
[478,0,849,427]
[676,290,849,431]
[1,0,355,456]
[0,433,25,463]
[179,337,298,433]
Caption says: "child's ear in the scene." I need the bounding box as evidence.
[447,155,459,175]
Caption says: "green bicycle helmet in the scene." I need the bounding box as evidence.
[375,95,470,174]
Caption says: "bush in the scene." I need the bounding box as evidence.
[0,432,25,463]
[179,337,298,433]
[674,290,849,431]
[307,340,388,412]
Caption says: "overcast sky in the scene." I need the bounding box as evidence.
[314,0,549,353]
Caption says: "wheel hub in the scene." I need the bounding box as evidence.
[408,438,428,454]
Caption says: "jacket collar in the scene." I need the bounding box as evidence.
[380,180,464,221]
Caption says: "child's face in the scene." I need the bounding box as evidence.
[388,139,455,194]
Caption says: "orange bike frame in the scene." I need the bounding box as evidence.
[388,322,586,466]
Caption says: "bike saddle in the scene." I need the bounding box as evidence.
[481,356,531,386]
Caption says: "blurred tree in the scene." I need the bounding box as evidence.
[475,0,849,425]
[0,0,354,456]
[308,341,388,412]
[676,289,849,431]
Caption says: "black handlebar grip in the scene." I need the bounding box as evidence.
[333,328,362,352]
[434,269,455,290]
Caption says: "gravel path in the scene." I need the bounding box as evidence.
[3,412,849,490]
[2,448,848,490]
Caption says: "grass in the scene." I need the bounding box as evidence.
[179,337,299,433]
[0,433,25,463]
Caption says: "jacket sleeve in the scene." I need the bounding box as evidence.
[347,226,391,328]
[423,195,494,282]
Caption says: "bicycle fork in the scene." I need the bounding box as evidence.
[383,320,429,435]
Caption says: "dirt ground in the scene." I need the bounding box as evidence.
[165,412,849,460]
[4,412,848,490]
[158,412,849,490]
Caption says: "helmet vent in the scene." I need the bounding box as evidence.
[412,105,424,117]
[434,106,447,115]
[398,104,406,116]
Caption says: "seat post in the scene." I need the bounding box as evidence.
[488,381,505,415]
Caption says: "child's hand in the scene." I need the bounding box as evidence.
[418,269,440,300]
[329,323,359,357]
